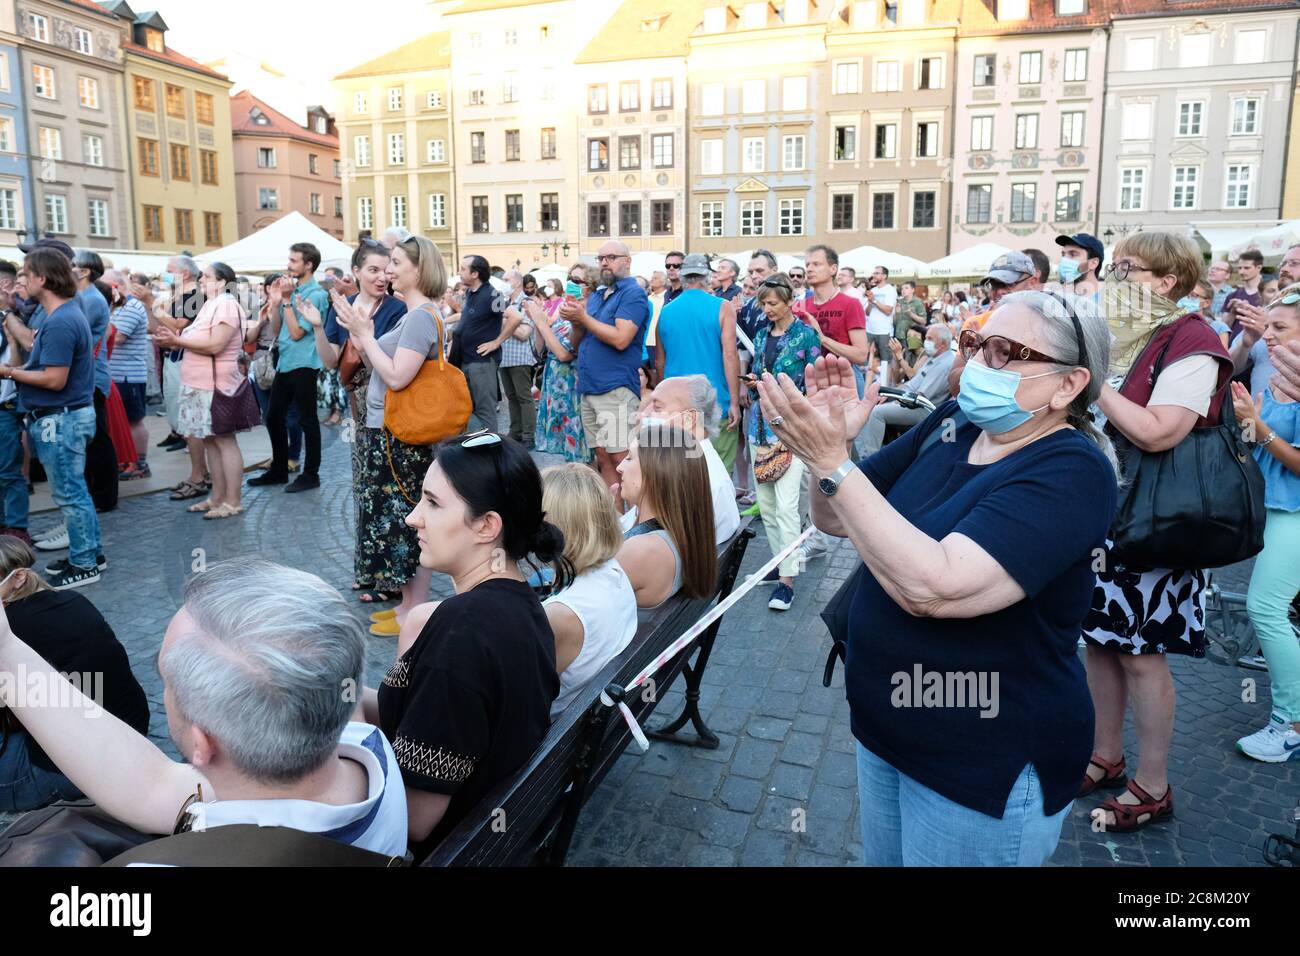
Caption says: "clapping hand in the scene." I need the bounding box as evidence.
[331,290,372,341]
[756,355,880,474]
[294,293,323,328]
[1236,303,1267,346]
[1271,340,1300,403]
[1231,381,1263,434]
[152,326,182,350]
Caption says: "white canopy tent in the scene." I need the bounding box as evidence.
[1229,221,1300,260]
[1193,224,1269,259]
[717,249,805,273]
[0,245,176,276]
[200,212,354,274]
[921,242,1013,280]
[839,245,927,278]
[527,263,569,286]
[630,251,666,278]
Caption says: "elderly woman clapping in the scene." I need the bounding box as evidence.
[757,291,1117,867]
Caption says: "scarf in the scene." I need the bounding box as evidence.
[1100,273,1189,378]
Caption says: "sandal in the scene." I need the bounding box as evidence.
[370,617,401,638]
[187,499,215,513]
[1077,753,1127,797]
[203,504,244,520]
[351,581,375,591]
[357,589,397,605]
[169,480,207,501]
[1095,779,1174,833]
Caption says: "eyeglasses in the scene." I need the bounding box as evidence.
[760,276,792,290]
[665,262,682,269]
[1104,260,1149,282]
[1273,292,1300,307]
[958,329,1070,370]
[789,272,805,279]
[596,254,627,263]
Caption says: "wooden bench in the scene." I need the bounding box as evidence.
[422,516,757,867]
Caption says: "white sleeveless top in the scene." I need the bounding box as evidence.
[545,559,639,719]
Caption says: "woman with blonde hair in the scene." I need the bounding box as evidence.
[616,423,717,619]
[541,463,639,717]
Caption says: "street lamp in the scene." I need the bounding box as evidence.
[540,242,571,263]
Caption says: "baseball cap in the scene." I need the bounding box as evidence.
[983,251,1036,286]
[680,253,711,277]
[1054,232,1105,267]
[18,237,74,260]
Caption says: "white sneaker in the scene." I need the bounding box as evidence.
[34,522,66,544]
[35,528,69,551]
[1236,713,1300,763]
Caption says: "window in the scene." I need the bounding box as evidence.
[78,77,98,109]
[1226,165,1252,208]
[354,92,368,114]
[740,200,764,236]
[142,204,162,242]
[1236,29,1267,65]
[385,133,404,166]
[333,160,342,178]
[505,194,523,233]
[31,65,54,99]
[257,146,277,168]
[1119,168,1146,211]
[1064,49,1087,82]
[874,59,900,92]
[783,75,807,111]
[471,131,485,163]
[832,193,855,230]
[165,85,186,118]
[651,199,673,235]
[1180,33,1213,69]
[469,31,482,47]
[701,83,724,116]
[835,124,857,161]
[1177,101,1204,137]
[472,196,489,233]
[175,209,194,245]
[502,74,519,104]
[871,192,895,229]
[0,118,11,153]
[652,79,673,110]
[390,195,407,229]
[388,87,402,111]
[204,212,222,246]
[358,197,374,231]
[1018,51,1042,84]
[1121,102,1152,140]
[833,61,861,95]
[652,133,673,168]
[1171,166,1199,210]
[468,81,484,106]
[912,190,936,228]
[782,134,805,171]
[429,193,447,228]
[335,197,343,218]
[0,189,14,230]
[699,201,723,238]
[874,123,897,159]
[619,135,640,170]
[138,139,159,176]
[84,134,103,167]
[38,127,62,161]
[504,28,517,45]
[505,129,520,162]
[916,121,938,158]
[1057,0,1085,14]
[309,154,319,175]
[779,198,804,236]
[588,202,609,237]
[1010,183,1036,222]
[258,188,279,210]
[589,138,609,171]
[742,137,764,173]
[971,116,993,151]
[588,85,608,114]
[75,28,92,55]
[1127,37,1156,71]
[1231,98,1260,135]
[200,150,218,184]
[310,193,322,215]
[1055,182,1081,221]
[427,90,443,109]
[32,14,49,43]
[999,0,1028,17]
[967,183,992,224]
[918,57,943,90]
[973,54,995,87]
[355,136,371,167]
[1014,114,1038,149]
[134,77,155,110]
[701,140,722,175]
[742,78,765,113]
[540,193,559,230]
[194,92,214,125]
[620,81,640,112]
[619,201,641,236]
[1060,111,1084,148]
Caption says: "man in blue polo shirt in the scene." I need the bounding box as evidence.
[564,240,650,490]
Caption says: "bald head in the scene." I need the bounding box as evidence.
[597,241,631,283]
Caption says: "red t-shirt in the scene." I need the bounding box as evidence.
[795,293,866,346]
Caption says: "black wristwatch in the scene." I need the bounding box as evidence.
[817,460,856,497]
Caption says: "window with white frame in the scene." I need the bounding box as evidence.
[0,53,8,93]
[701,82,724,116]
[1064,48,1087,82]
[310,193,322,216]
[387,133,405,165]
[652,133,674,167]
[1180,33,1212,69]
[427,90,442,109]
[916,121,939,158]
[88,198,108,237]
[742,137,765,172]
[999,0,1029,18]
[429,193,446,228]
[84,134,103,167]
[967,183,992,223]
[740,200,765,236]
[1057,0,1085,15]
[620,81,639,112]
[1231,98,1260,135]
[390,195,407,228]
[1171,165,1199,209]
[779,198,804,236]
[700,201,723,238]
[504,28,517,45]
[1060,111,1084,148]
[918,56,943,90]
[874,123,896,159]
[833,61,861,95]
[1127,36,1156,71]
[1121,102,1152,140]
[539,69,555,101]
[973,54,995,87]
[871,191,896,229]
[1226,165,1252,208]
[1014,114,1038,149]
[742,78,765,113]
[783,134,805,170]
[469,79,485,106]
[831,193,855,230]
[388,87,402,111]
[0,118,11,153]
[354,92,368,114]
[701,139,723,174]
[1055,181,1082,221]
[0,189,16,230]
[427,139,445,163]
[38,127,61,160]
[835,124,857,161]
[1177,101,1204,136]
[1119,168,1146,211]
[469,31,482,47]
[783,75,807,110]
[258,188,279,210]
[31,64,54,99]
[75,28,92,55]
[1235,29,1267,64]
[502,74,519,104]
[912,189,936,228]
[78,76,99,109]
[971,115,993,151]
[31,14,49,43]
[1018,51,1042,84]
[358,197,374,230]
[874,59,900,92]
[652,78,673,109]
[45,194,67,233]
[354,136,370,167]
[1010,182,1036,222]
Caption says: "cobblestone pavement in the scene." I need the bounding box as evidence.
[5,417,1297,866]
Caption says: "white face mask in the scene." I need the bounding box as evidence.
[923,340,938,356]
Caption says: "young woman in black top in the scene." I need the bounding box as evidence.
[361,431,572,859]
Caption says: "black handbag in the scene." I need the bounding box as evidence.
[210,353,260,435]
[1108,342,1266,570]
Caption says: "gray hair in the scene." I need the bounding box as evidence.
[928,323,953,345]
[168,255,200,280]
[998,290,1117,476]
[683,272,710,289]
[674,374,721,440]
[717,259,739,278]
[382,226,413,244]
[161,560,365,785]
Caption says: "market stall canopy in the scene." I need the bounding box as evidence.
[1192,224,1270,259]
[1229,221,1300,260]
[0,246,176,276]
[839,245,927,277]
[527,263,569,285]
[716,249,805,274]
[630,251,666,278]
[200,212,353,274]
[920,242,1013,280]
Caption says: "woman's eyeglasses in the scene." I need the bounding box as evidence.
[958,329,1070,370]
[1103,260,1150,282]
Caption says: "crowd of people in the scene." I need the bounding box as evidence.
[0,220,1296,869]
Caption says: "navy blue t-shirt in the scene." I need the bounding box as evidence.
[20,299,95,409]
[576,277,649,397]
[455,283,506,366]
[324,294,407,347]
[846,401,1116,818]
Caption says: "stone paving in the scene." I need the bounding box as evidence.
[4,411,1297,866]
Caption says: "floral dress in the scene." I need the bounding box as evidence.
[535,310,590,462]
[748,319,822,447]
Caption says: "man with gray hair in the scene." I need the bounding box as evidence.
[0,560,409,861]
[713,258,742,302]
[858,324,957,457]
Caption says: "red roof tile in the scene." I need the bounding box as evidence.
[230,91,338,149]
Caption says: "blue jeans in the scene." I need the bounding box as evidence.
[28,406,101,569]
[0,728,84,812]
[253,376,302,460]
[856,743,1070,866]
[0,404,28,530]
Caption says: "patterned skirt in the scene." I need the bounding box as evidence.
[176,385,214,439]
[355,426,434,592]
[1082,540,1207,657]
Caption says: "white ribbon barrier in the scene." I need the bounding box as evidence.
[601,526,817,752]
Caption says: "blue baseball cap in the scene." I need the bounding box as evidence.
[1054,232,1104,268]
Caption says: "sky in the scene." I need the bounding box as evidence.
[147,0,438,118]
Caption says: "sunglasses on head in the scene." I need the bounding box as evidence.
[760,276,792,290]
[462,429,502,449]
[1273,292,1300,307]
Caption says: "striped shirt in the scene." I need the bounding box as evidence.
[109,297,150,384]
[498,291,536,369]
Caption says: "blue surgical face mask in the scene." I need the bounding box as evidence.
[1057,258,1081,284]
[1177,296,1200,313]
[957,360,1063,434]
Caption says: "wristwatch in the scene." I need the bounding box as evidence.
[817,460,856,497]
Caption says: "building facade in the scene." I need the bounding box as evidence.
[949,0,1111,254]
[687,1,827,256]
[119,8,237,253]
[1100,1,1300,245]
[0,1,34,247]
[333,32,457,263]
[15,0,133,247]
[231,91,342,240]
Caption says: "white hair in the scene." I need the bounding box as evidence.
[672,374,720,440]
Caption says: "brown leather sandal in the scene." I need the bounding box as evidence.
[1096,779,1174,832]
[1077,754,1127,797]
